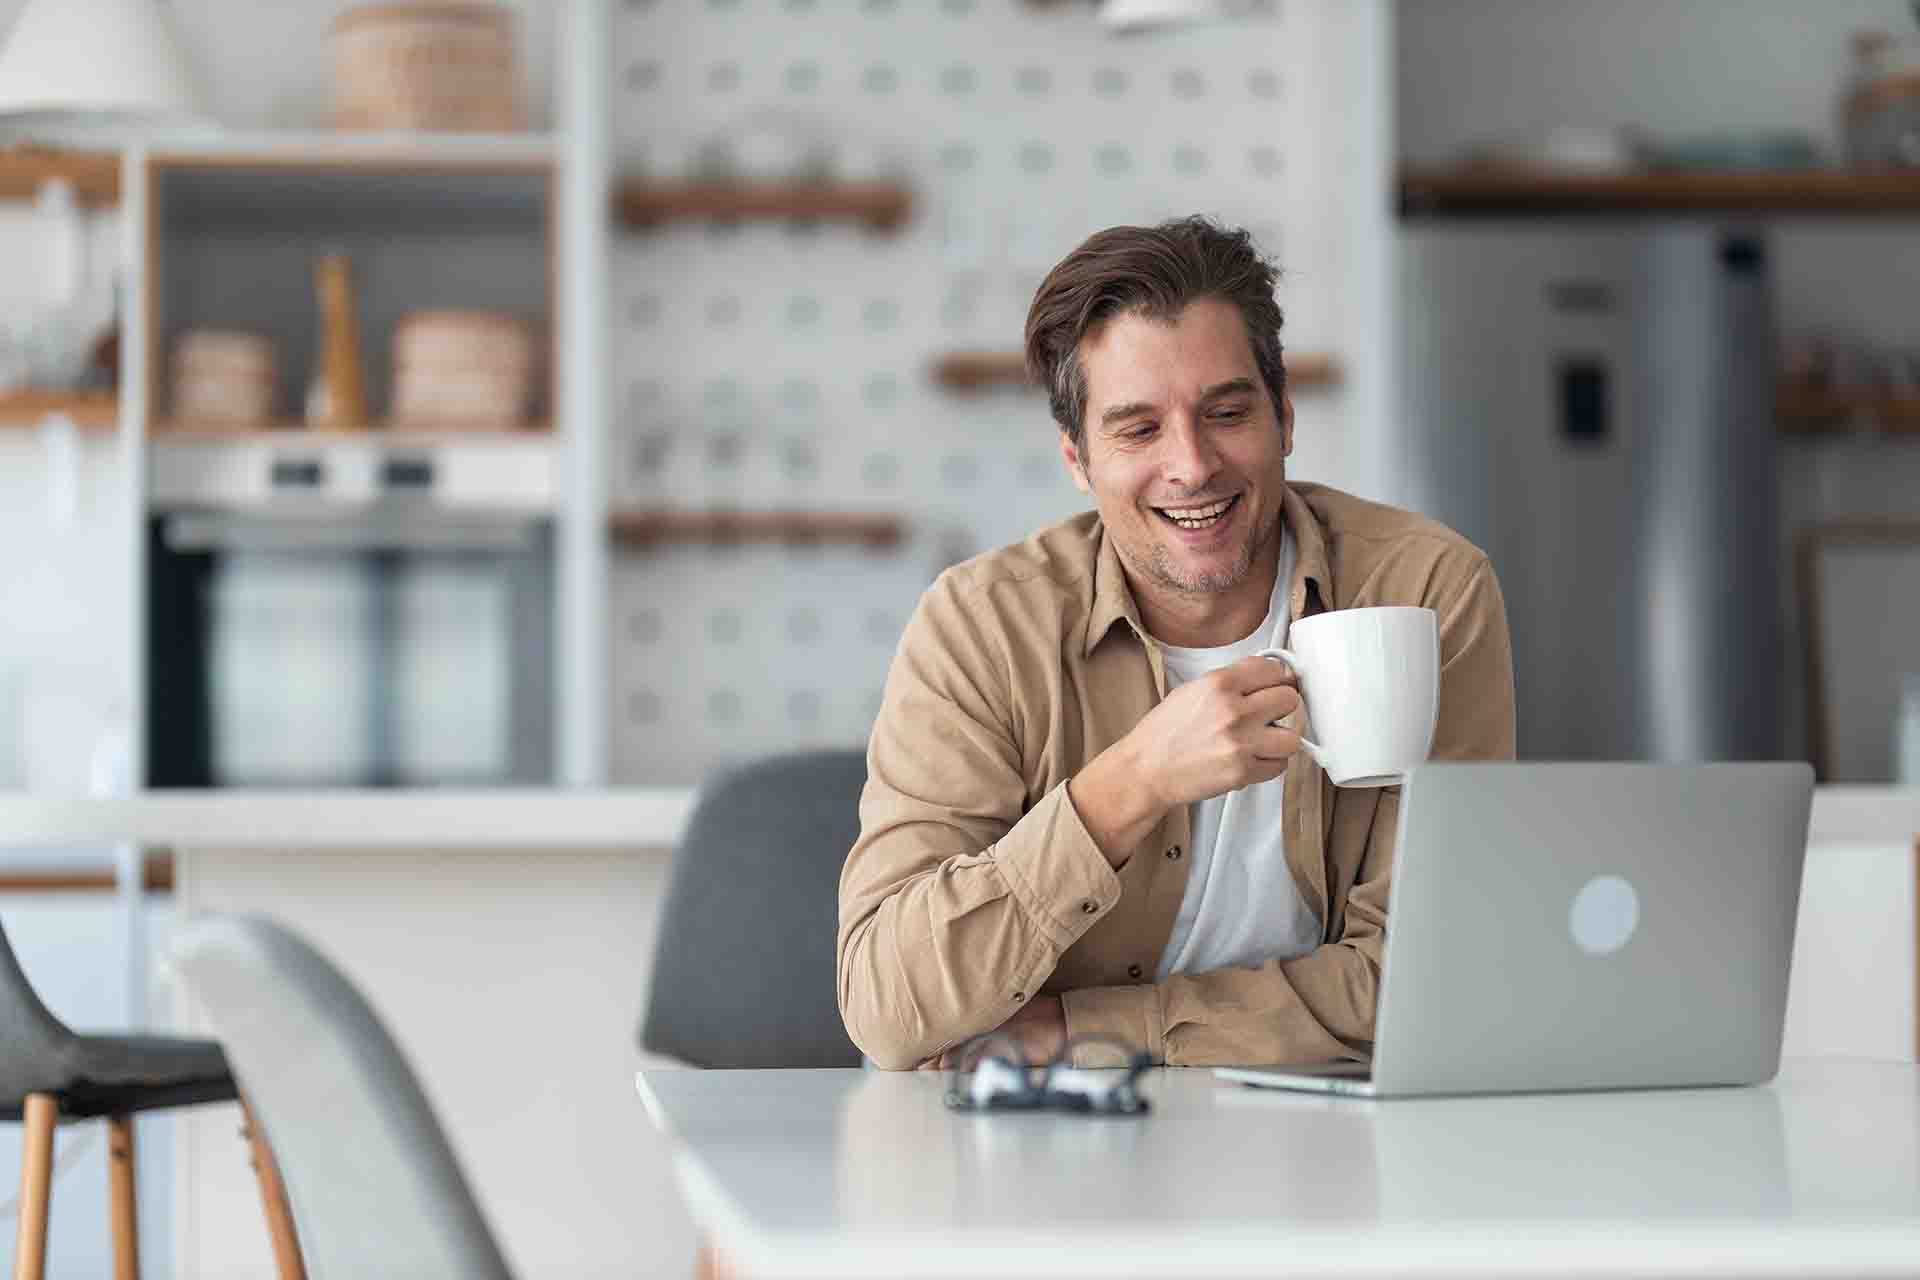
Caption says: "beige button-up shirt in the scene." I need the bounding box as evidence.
[838,481,1517,1070]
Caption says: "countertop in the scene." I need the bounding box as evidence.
[0,788,697,851]
[0,784,1912,856]
[1801,785,1920,844]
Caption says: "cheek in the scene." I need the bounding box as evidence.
[1230,434,1286,476]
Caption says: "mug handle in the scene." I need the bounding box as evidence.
[1258,648,1323,763]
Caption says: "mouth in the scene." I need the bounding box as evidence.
[1153,494,1240,532]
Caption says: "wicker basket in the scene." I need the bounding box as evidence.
[390,310,535,429]
[172,331,276,427]
[331,3,525,133]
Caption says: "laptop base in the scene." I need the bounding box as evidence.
[1216,1064,1380,1098]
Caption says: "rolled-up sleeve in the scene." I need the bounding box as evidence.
[837,572,1123,1070]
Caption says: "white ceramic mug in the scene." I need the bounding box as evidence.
[1257,606,1440,788]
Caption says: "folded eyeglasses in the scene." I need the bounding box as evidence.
[942,1032,1152,1116]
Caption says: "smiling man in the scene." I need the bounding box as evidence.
[837,216,1516,1071]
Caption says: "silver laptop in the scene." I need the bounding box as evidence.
[1216,762,1814,1098]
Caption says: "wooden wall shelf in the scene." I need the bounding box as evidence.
[610,509,905,549]
[615,180,913,231]
[0,148,119,205]
[1779,389,1920,437]
[0,390,118,429]
[14,149,918,234]
[152,420,554,441]
[1401,165,1920,217]
[0,852,173,894]
[932,350,1343,393]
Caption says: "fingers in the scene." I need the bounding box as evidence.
[1250,722,1305,764]
[1246,682,1302,725]
[1219,653,1299,693]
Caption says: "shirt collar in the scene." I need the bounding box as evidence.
[1278,481,1333,621]
[1083,481,1333,658]
[1085,521,1144,657]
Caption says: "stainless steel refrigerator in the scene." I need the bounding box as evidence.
[1396,221,1784,761]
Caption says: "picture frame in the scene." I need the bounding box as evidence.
[1795,519,1920,782]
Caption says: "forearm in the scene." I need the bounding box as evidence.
[1061,937,1380,1068]
[1067,735,1169,869]
[838,782,1124,1069]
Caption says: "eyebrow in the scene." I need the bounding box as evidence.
[1098,378,1258,429]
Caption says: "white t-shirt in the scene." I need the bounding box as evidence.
[1153,531,1321,980]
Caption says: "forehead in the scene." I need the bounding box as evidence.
[1080,298,1259,408]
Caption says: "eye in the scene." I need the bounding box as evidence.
[1207,405,1248,421]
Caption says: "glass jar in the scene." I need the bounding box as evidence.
[1842,28,1920,167]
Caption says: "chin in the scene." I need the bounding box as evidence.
[1178,567,1248,594]
[1156,550,1253,595]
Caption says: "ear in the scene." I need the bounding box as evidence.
[1059,430,1093,495]
[1280,390,1294,459]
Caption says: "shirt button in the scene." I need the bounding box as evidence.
[1166,845,1183,861]
[1127,964,1143,980]
[1080,900,1098,915]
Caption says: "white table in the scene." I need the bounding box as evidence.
[637,1058,1920,1279]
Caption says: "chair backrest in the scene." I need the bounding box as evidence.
[640,749,866,1068]
[169,915,514,1280]
[0,919,79,1114]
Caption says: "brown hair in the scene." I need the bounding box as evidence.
[1023,215,1286,450]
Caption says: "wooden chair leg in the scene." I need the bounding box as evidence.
[108,1114,139,1280]
[694,1240,736,1280]
[238,1097,308,1280]
[12,1092,57,1280]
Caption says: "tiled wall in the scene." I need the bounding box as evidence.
[608,0,1357,782]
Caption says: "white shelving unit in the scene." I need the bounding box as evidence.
[112,0,613,792]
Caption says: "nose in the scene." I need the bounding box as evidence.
[1160,415,1220,491]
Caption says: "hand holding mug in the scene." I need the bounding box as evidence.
[1256,606,1440,788]
[1126,655,1312,812]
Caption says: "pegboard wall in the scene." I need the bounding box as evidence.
[609,0,1356,783]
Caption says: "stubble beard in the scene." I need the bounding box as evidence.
[1135,499,1280,598]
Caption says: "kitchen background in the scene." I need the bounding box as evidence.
[1398,0,1920,783]
[0,0,1916,1274]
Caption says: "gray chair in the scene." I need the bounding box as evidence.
[640,749,865,1068]
[169,915,513,1280]
[0,916,305,1280]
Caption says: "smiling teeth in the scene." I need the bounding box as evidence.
[1162,497,1233,529]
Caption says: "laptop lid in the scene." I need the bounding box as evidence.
[1367,762,1813,1096]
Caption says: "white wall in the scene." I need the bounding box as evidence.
[1397,0,1915,168]
[0,197,129,792]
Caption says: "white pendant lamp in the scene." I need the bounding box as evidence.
[1099,0,1229,34]
[0,0,210,138]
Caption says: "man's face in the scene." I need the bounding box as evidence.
[1060,298,1292,617]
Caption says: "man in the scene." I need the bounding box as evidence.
[838,216,1515,1071]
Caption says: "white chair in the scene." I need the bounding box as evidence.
[170,914,513,1279]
